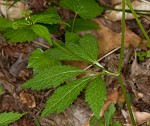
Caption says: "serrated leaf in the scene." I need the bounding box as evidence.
[66,33,99,63]
[0,112,24,126]
[65,32,80,44]
[86,77,106,118]
[22,65,84,90]
[68,18,100,32]
[90,116,104,126]
[45,47,80,60]
[60,0,104,19]
[4,28,37,43]
[41,77,92,117]
[104,103,116,126]
[32,24,52,45]
[28,48,61,73]
[45,34,99,63]
[0,17,12,29]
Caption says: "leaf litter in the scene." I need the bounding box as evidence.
[0,0,150,126]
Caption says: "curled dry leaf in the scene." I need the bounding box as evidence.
[105,1,150,21]
[95,19,141,56]
[0,0,28,20]
[19,91,36,108]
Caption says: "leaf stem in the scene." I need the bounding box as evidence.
[126,0,150,44]
[117,1,136,125]
[94,62,119,76]
[71,13,77,32]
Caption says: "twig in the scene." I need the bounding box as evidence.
[32,41,50,49]
[84,46,121,70]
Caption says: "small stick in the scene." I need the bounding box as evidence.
[84,46,121,70]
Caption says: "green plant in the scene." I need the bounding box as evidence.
[0,112,25,126]
[90,103,121,126]
[0,0,149,125]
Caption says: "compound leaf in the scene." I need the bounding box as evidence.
[32,24,52,45]
[0,112,24,126]
[66,33,99,63]
[0,17,12,29]
[28,48,61,73]
[86,77,106,118]
[4,28,37,43]
[104,103,116,126]
[41,77,92,117]
[60,0,104,19]
[65,32,80,44]
[112,121,122,126]
[22,65,84,90]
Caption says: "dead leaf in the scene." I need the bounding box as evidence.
[124,111,150,125]
[19,91,36,108]
[100,91,119,117]
[95,19,141,56]
[0,0,28,20]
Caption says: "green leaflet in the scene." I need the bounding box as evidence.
[32,24,52,45]
[65,32,80,44]
[45,47,81,61]
[104,103,116,126]
[0,17,12,29]
[85,77,106,118]
[0,112,24,126]
[60,0,104,19]
[90,116,104,126]
[67,18,100,32]
[45,34,99,63]
[66,34,99,63]
[22,65,84,90]
[4,28,37,43]
[28,48,61,73]
[41,77,92,117]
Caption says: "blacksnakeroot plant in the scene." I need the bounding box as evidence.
[0,0,149,125]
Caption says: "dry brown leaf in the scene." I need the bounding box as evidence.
[95,19,141,56]
[0,0,28,20]
[19,91,36,108]
[124,111,150,125]
[100,91,119,117]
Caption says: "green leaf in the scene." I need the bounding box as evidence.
[46,34,99,63]
[146,50,150,57]
[4,28,37,43]
[60,0,104,19]
[65,32,80,44]
[90,116,104,126]
[112,121,122,126]
[32,24,52,45]
[104,103,116,126]
[22,65,84,90]
[68,18,100,32]
[30,8,64,25]
[66,33,99,63]
[41,77,92,117]
[0,17,12,29]
[28,48,61,73]
[85,77,106,118]
[45,47,81,61]
[0,112,24,126]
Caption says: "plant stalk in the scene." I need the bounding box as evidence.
[117,0,136,125]
[71,13,77,32]
[126,0,150,44]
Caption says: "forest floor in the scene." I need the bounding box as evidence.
[0,0,150,126]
